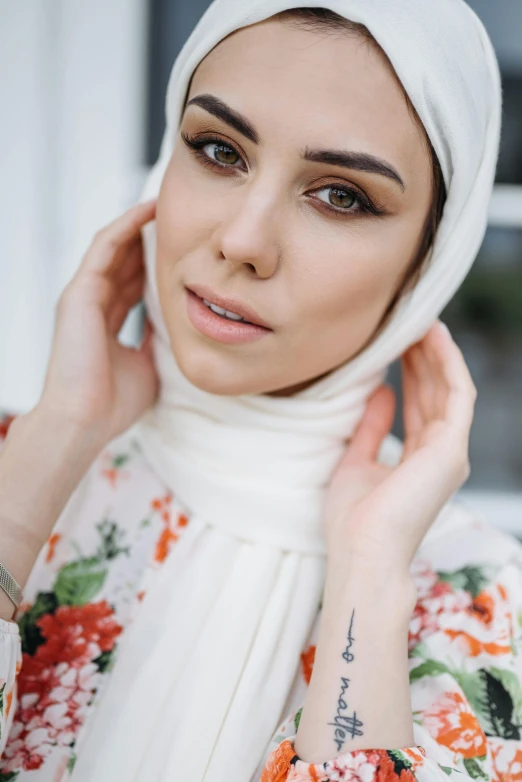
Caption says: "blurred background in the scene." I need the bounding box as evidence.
[0,1,521,534]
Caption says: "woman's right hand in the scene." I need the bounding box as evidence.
[37,199,160,447]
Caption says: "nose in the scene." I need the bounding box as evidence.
[211,181,282,277]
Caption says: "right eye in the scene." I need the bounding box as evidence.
[181,131,246,172]
[202,141,241,167]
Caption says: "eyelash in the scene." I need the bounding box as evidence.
[180,130,387,219]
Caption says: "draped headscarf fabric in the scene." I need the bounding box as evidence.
[69,2,501,780]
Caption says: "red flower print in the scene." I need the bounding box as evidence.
[322,748,417,782]
[1,602,122,774]
[2,661,102,773]
[301,645,316,686]
[35,601,123,666]
[408,560,472,652]
[0,412,16,440]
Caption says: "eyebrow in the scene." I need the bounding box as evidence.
[184,93,406,191]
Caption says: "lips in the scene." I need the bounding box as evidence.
[185,283,271,330]
[185,288,271,345]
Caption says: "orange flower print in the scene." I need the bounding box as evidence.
[5,686,13,718]
[301,645,316,686]
[151,492,189,564]
[444,582,514,658]
[261,739,303,782]
[154,526,178,564]
[490,740,522,782]
[45,532,61,563]
[100,450,131,488]
[401,746,427,771]
[422,690,487,759]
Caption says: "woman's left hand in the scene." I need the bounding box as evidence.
[323,320,477,578]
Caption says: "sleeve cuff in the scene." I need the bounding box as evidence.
[261,735,428,781]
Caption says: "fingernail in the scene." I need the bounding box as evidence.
[438,321,451,337]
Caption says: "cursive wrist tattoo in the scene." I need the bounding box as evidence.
[326,608,364,752]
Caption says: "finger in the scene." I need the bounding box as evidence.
[119,265,146,301]
[430,322,477,432]
[408,338,435,423]
[138,319,155,358]
[422,321,451,420]
[110,236,147,286]
[80,199,156,277]
[344,384,396,464]
[401,349,424,440]
[107,275,146,335]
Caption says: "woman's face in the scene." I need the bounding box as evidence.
[155,17,433,397]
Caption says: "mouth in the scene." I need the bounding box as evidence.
[185,287,272,345]
[185,283,271,329]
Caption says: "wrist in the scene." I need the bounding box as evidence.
[324,557,417,623]
[17,404,107,458]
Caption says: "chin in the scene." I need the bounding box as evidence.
[172,341,261,396]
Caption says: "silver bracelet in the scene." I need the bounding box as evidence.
[0,563,23,610]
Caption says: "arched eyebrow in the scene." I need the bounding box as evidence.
[185,94,260,143]
[184,93,406,191]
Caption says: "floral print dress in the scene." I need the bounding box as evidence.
[0,409,521,781]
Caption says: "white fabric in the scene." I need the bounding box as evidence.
[69,1,501,780]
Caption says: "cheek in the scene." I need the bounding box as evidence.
[157,162,203,259]
[293,224,414,331]
[156,149,229,264]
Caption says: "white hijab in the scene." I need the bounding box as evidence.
[70,1,501,780]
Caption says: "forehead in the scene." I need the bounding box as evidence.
[186,17,427,174]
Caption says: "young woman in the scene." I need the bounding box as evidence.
[0,1,519,781]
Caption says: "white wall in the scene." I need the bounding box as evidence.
[0,0,149,413]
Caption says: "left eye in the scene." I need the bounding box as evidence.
[315,186,358,210]
[203,142,241,166]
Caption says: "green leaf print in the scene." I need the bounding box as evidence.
[93,650,115,673]
[95,519,131,561]
[0,772,20,781]
[387,749,414,774]
[67,752,77,773]
[489,666,522,725]
[462,757,489,780]
[437,566,489,599]
[18,591,59,655]
[452,670,492,734]
[54,557,107,605]
[481,668,522,739]
[410,659,453,682]
[293,707,302,733]
[439,766,458,776]
[453,668,521,739]
[409,641,431,660]
[0,682,4,716]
